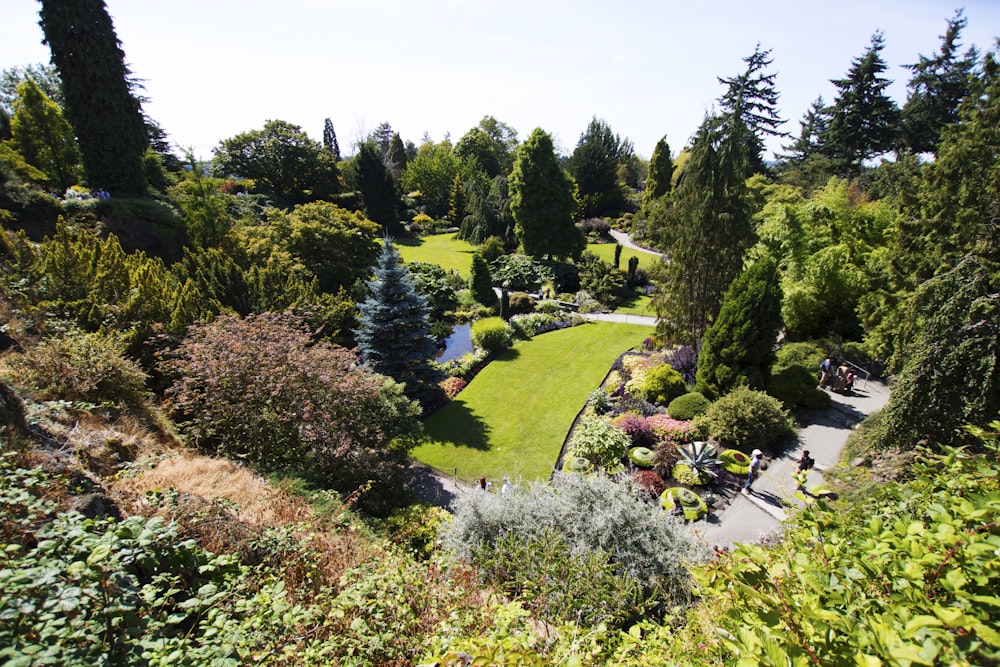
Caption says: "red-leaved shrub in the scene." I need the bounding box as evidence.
[632,470,667,497]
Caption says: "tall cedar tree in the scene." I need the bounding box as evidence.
[509,128,584,260]
[900,10,978,155]
[39,0,149,195]
[695,255,783,399]
[355,141,401,233]
[322,117,341,161]
[824,32,900,175]
[777,96,836,186]
[649,114,754,347]
[641,136,674,211]
[717,44,786,175]
[354,238,444,406]
[469,252,498,306]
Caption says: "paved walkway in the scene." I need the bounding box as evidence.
[609,229,664,257]
[685,378,890,549]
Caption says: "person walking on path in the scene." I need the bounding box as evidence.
[743,449,763,494]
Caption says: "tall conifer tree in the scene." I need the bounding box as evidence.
[354,238,444,406]
[509,128,583,260]
[695,256,783,399]
[38,0,149,195]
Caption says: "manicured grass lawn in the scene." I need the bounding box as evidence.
[615,293,654,316]
[412,321,653,483]
[585,241,662,272]
[395,233,477,277]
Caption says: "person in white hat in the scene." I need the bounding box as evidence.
[743,449,763,494]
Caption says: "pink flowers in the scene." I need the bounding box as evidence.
[644,414,697,443]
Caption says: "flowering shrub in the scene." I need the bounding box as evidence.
[509,312,556,337]
[439,376,467,400]
[437,349,490,381]
[612,412,656,447]
[661,345,699,384]
[632,470,667,497]
[645,414,698,444]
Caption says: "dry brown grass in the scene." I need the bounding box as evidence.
[115,450,310,526]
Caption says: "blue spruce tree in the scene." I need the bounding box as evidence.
[355,238,443,408]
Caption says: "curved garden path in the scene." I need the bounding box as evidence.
[686,378,890,548]
[609,229,664,257]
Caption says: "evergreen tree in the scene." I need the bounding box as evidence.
[447,173,466,223]
[695,256,783,399]
[469,252,498,307]
[824,32,900,175]
[777,96,835,186]
[354,238,444,406]
[641,136,674,211]
[874,258,999,452]
[355,141,401,233]
[39,0,149,195]
[717,44,786,175]
[387,133,408,179]
[10,78,80,190]
[649,114,755,346]
[899,10,978,155]
[567,117,632,217]
[509,128,584,260]
[861,45,1000,369]
[322,117,341,161]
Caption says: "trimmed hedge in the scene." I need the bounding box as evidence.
[628,446,655,468]
[719,448,751,475]
[660,487,708,521]
[667,392,711,420]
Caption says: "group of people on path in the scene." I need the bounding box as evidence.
[819,356,856,394]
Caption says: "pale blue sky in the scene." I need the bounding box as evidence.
[2,1,998,160]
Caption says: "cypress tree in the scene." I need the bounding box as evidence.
[641,136,674,211]
[469,252,498,307]
[695,256,783,399]
[38,0,149,195]
[322,117,341,161]
[356,141,401,233]
[354,238,443,406]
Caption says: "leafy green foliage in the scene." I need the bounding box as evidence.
[470,528,642,627]
[489,253,553,291]
[698,385,793,451]
[685,423,1000,666]
[469,252,497,306]
[576,251,625,305]
[212,119,341,203]
[667,391,711,420]
[570,416,631,468]
[442,473,700,619]
[4,328,147,407]
[471,316,513,353]
[9,78,80,190]
[642,363,687,405]
[767,364,831,410]
[162,313,421,508]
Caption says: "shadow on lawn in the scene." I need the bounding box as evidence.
[425,398,493,451]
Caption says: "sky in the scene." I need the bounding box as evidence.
[2,1,998,161]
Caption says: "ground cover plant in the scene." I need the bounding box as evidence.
[412,321,652,482]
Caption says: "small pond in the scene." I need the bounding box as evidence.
[435,322,474,363]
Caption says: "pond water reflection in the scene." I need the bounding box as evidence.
[435,322,474,363]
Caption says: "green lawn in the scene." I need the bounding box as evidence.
[412,321,653,483]
[395,233,477,277]
[615,293,654,316]
[585,241,662,272]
